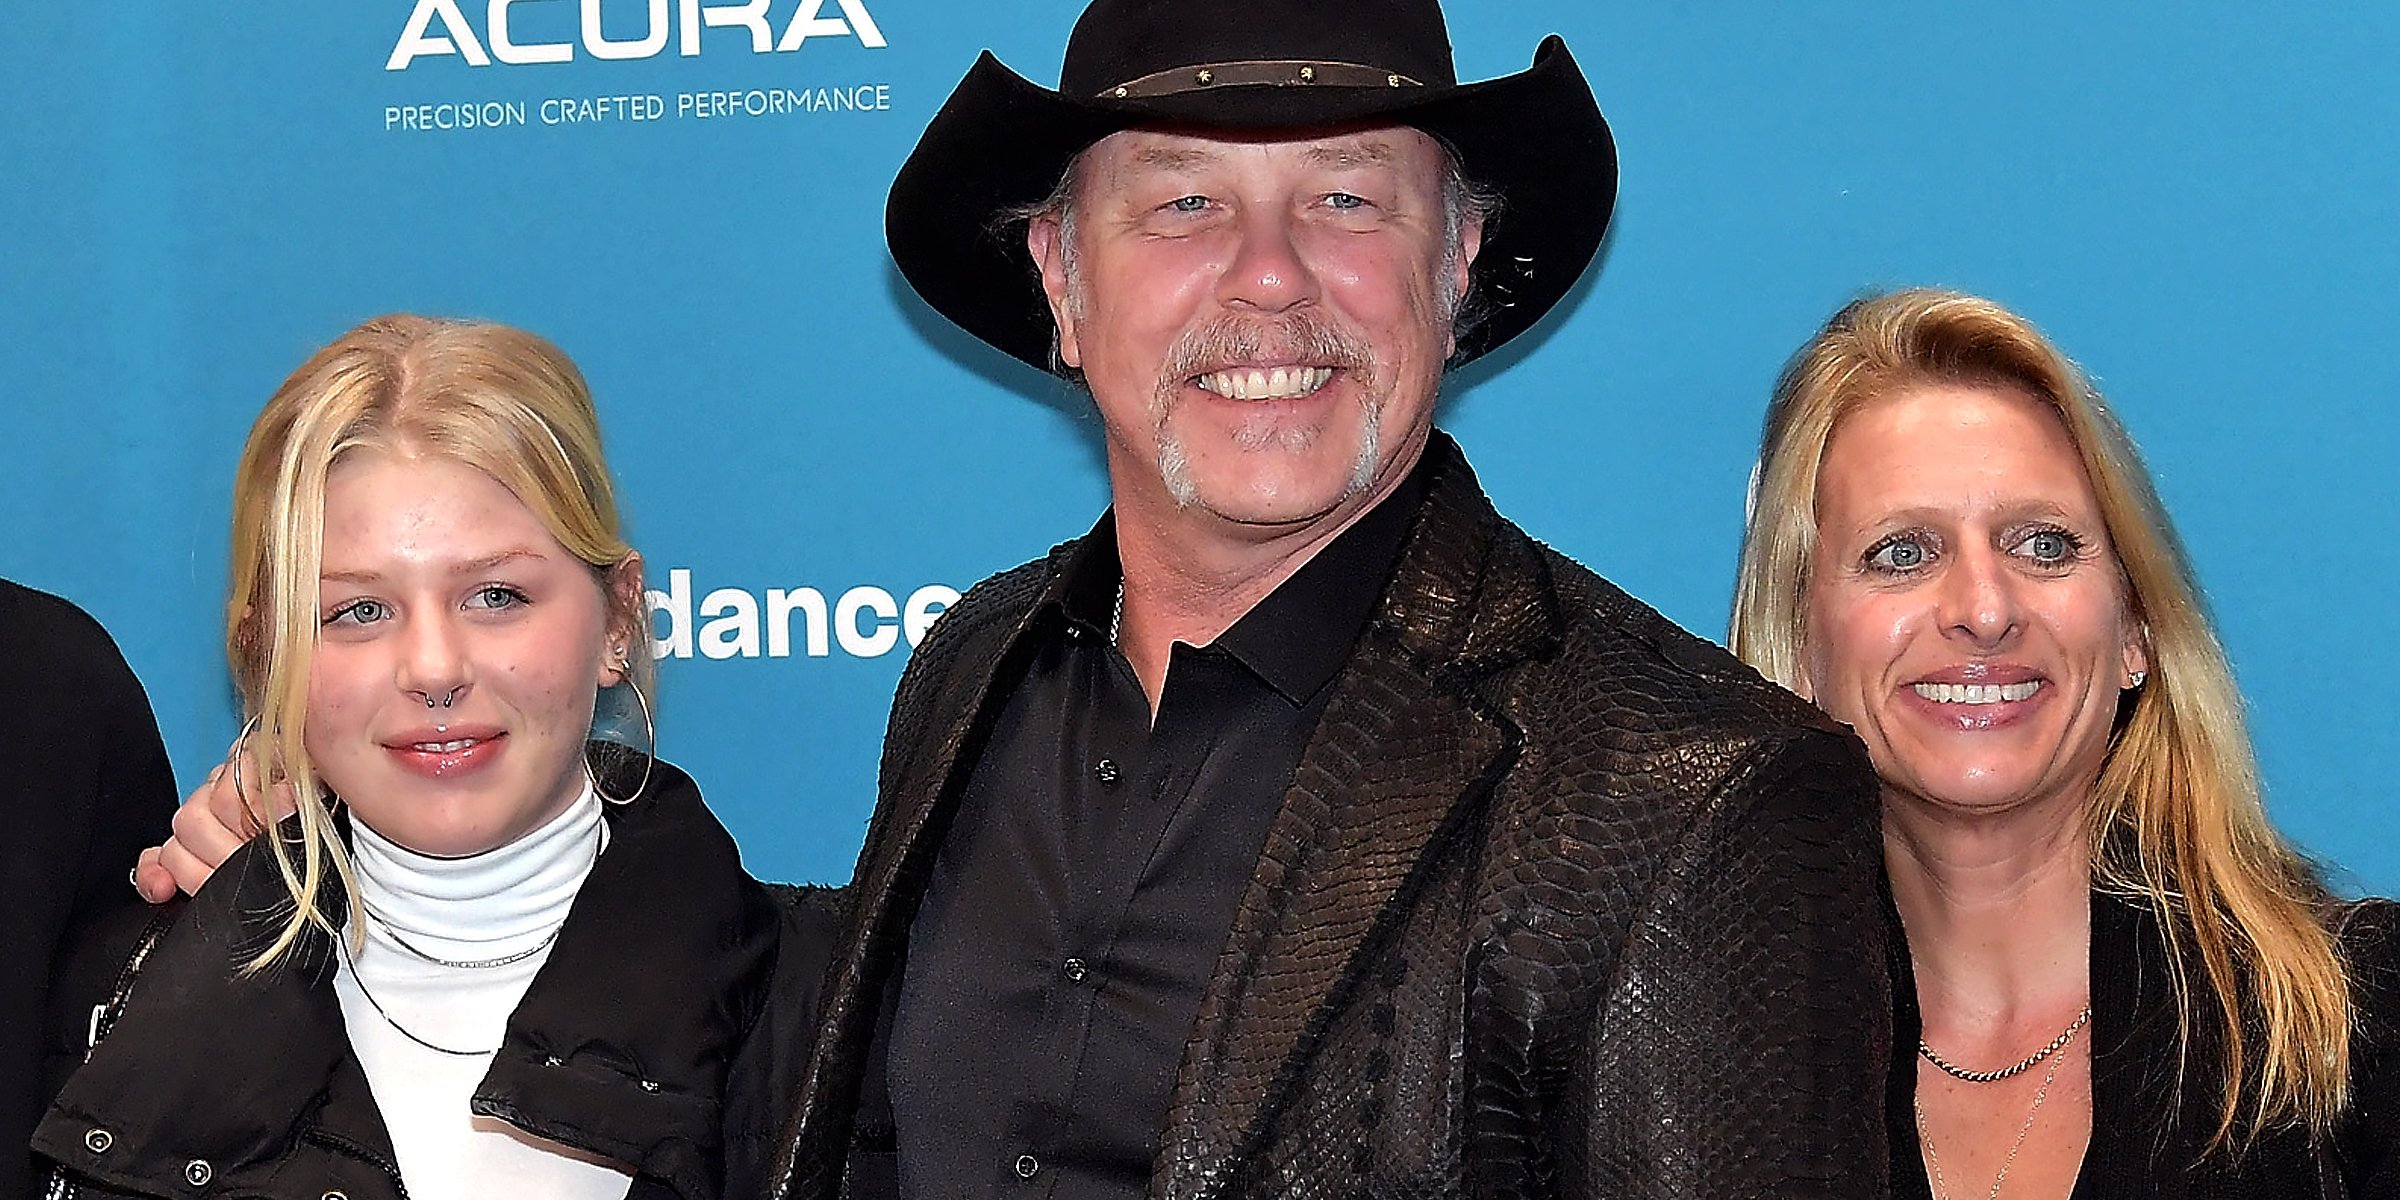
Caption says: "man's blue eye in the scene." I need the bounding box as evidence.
[1167,195,1208,212]
[1326,192,1366,209]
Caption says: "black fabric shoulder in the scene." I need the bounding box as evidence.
[870,547,1064,799]
[2336,898,2400,1192]
[2337,898,2400,962]
[916,550,1065,651]
[2338,897,2400,1096]
[2,579,180,1200]
[723,883,848,1198]
[1,579,139,680]
[1508,541,1867,835]
[2336,898,2400,1071]
[764,881,850,933]
[1535,543,1848,743]
[39,898,184,1119]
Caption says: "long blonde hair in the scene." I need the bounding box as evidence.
[1730,288,2351,1142]
[227,314,649,970]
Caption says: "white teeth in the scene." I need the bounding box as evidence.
[1911,681,2042,705]
[1197,366,1334,400]
[412,738,475,753]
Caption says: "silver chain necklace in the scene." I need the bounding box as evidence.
[1920,1006,2091,1083]
[1914,1007,2088,1200]
[336,825,602,1056]
[354,824,598,971]
[335,929,493,1057]
[362,904,562,969]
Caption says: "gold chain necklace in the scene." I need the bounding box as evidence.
[1913,1007,2088,1200]
[1920,1006,2091,1083]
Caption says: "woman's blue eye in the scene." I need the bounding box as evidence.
[1867,538,1929,571]
[2020,530,2077,563]
[325,599,388,627]
[1167,195,1209,213]
[468,585,526,610]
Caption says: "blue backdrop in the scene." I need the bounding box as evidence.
[5,3,2394,890]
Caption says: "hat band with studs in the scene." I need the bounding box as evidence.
[1104,60,1423,100]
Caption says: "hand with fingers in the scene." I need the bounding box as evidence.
[131,728,293,903]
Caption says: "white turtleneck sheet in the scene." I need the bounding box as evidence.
[331,785,634,1200]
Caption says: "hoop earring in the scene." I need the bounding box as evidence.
[226,715,267,837]
[593,661,655,806]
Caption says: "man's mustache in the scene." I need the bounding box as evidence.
[1157,311,1375,391]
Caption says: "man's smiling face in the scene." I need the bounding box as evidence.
[1032,124,1478,538]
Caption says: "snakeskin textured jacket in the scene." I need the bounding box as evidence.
[767,434,1893,1198]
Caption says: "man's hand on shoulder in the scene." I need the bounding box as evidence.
[131,735,292,903]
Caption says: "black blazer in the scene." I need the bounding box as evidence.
[2,580,177,1200]
[766,434,1895,1198]
[1891,891,2400,1198]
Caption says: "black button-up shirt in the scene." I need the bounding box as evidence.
[882,459,1432,1200]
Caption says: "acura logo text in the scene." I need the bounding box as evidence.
[388,0,887,70]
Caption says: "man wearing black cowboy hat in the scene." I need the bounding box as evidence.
[767,0,1893,1196]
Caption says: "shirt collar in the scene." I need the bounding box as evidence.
[1051,513,1128,641]
[1039,446,1437,705]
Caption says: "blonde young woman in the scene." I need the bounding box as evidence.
[35,316,830,1200]
[1730,289,2398,1197]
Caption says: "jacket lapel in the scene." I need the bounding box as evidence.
[479,759,779,1200]
[771,546,1071,1195]
[1158,437,1556,1196]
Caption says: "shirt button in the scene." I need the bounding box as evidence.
[1093,758,1120,786]
[1014,1154,1041,1180]
[1062,957,1089,983]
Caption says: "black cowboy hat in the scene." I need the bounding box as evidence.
[885,0,1618,373]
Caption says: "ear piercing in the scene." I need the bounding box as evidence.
[2127,670,2148,689]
